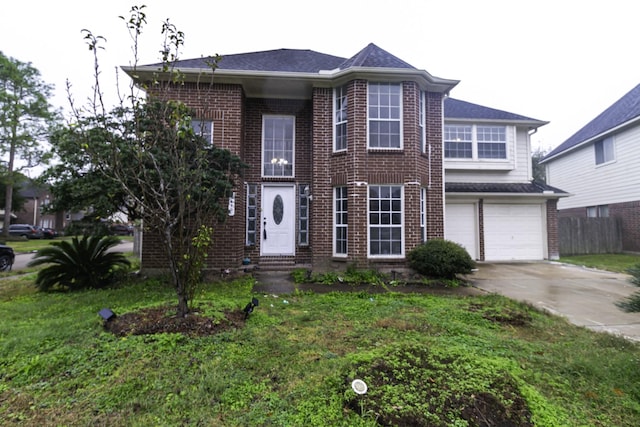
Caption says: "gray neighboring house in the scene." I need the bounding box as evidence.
[443,98,568,261]
[541,84,640,252]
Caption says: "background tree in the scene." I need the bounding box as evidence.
[531,146,549,183]
[44,5,244,317]
[0,52,58,235]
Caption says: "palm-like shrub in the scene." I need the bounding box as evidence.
[408,239,475,279]
[617,264,640,312]
[28,235,131,291]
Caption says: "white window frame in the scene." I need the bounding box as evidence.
[191,119,213,144]
[334,85,348,152]
[595,136,615,165]
[420,187,427,242]
[368,185,404,258]
[367,82,403,150]
[246,184,258,246]
[298,184,310,246]
[262,115,295,178]
[334,186,348,256]
[419,91,426,152]
[444,124,508,160]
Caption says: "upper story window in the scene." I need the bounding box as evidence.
[594,137,614,165]
[334,85,348,152]
[263,115,294,177]
[368,83,402,149]
[444,125,472,158]
[444,125,507,159]
[191,120,213,144]
[419,91,426,152]
[477,126,506,159]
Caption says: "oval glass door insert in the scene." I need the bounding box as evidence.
[273,194,284,225]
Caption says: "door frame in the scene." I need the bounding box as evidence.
[260,184,296,256]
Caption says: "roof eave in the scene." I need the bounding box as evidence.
[446,191,570,199]
[541,114,640,164]
[122,65,460,99]
[445,117,549,129]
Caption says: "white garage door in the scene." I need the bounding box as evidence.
[484,204,544,261]
[445,203,478,260]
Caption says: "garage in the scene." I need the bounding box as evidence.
[483,204,544,260]
[445,203,478,260]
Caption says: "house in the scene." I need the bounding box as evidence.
[124,43,565,273]
[541,83,640,252]
[443,98,567,261]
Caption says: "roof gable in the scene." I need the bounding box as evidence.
[545,83,640,160]
[444,98,547,126]
[338,43,416,70]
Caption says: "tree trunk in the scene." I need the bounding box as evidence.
[3,127,17,238]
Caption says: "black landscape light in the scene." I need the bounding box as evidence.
[243,298,259,319]
[98,308,116,322]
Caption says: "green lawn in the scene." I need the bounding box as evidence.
[1,274,639,426]
[559,253,640,273]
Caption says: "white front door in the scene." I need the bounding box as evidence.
[261,185,296,256]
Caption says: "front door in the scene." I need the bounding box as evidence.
[261,185,295,256]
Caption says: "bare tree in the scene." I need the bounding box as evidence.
[50,5,243,316]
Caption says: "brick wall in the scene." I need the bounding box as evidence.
[140,83,246,270]
[546,199,559,259]
[141,79,447,271]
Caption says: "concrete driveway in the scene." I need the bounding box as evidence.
[468,262,640,341]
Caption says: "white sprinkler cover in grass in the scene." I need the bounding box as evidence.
[351,379,368,395]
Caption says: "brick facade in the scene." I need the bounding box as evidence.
[140,79,447,272]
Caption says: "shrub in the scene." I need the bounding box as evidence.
[408,239,475,279]
[617,263,640,312]
[28,235,131,291]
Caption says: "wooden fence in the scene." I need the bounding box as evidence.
[558,217,623,255]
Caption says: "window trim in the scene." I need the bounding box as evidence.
[367,82,403,150]
[367,184,404,258]
[419,91,426,153]
[444,124,513,169]
[594,136,615,165]
[334,186,348,257]
[333,85,348,152]
[245,184,258,246]
[262,115,295,178]
[298,184,310,246]
[191,119,213,144]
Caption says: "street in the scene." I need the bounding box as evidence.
[10,240,134,271]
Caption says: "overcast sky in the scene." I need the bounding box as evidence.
[2,0,639,154]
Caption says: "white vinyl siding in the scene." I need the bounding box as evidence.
[444,124,523,183]
[547,129,640,210]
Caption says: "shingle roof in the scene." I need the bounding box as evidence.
[445,181,567,195]
[544,83,640,160]
[166,48,346,73]
[162,43,413,74]
[444,98,546,124]
[338,43,416,69]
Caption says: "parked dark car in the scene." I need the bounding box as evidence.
[0,244,15,271]
[41,227,59,239]
[6,224,43,239]
[110,224,133,236]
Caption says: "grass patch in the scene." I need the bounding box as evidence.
[1,235,133,254]
[559,253,640,273]
[1,276,639,425]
